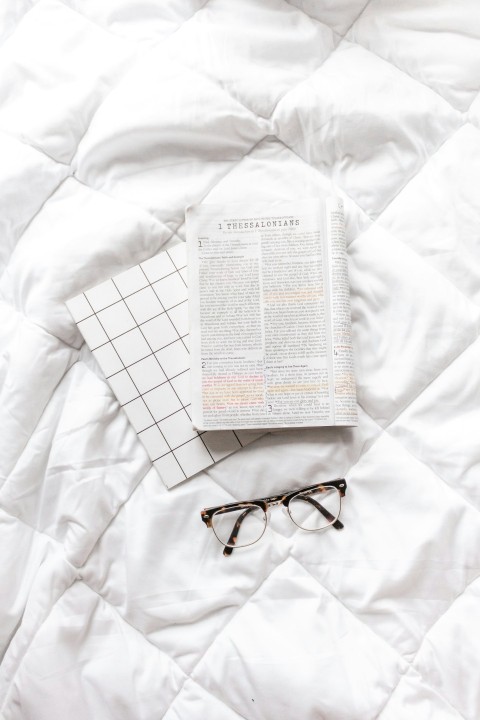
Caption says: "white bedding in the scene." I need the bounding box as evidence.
[1,1,480,718]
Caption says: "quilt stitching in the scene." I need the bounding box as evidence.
[0,564,78,715]
[67,425,466,699]
[385,404,480,525]
[343,44,476,117]
[277,133,480,312]
[0,0,214,255]
[179,558,290,688]
[372,669,417,720]
[78,580,190,679]
[375,664,468,720]
[0,504,65,550]
[62,1,211,159]
[379,690,467,720]
[1,329,474,679]
[5,0,454,229]
[33,535,479,720]
[411,569,480,659]
[71,175,176,250]
[192,417,480,699]
[346,33,480,115]
[66,461,153,568]
[1,1,478,716]
[272,83,464,212]
[0,0,469,192]
[0,565,255,720]
[0,324,78,493]
[63,89,459,304]
[194,325,477,542]
[0,301,79,352]
[0,2,136,166]
[3,333,477,690]
[70,130,266,242]
[0,127,72,167]
[2,320,470,688]
[55,0,212,46]
[164,676,253,720]
[289,554,413,664]
[0,2,465,281]
[282,0,472,117]
[2,477,473,719]
[0,171,71,277]
[183,554,412,720]
[282,0,373,38]
[3,115,473,383]
[77,558,285,719]
[0,0,464,496]
[58,0,345,123]
[294,555,477,720]
[71,131,272,242]
[293,459,480,659]
[64,45,463,253]
[0,2,37,46]
[379,332,480,430]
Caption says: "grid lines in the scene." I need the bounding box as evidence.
[67,242,263,488]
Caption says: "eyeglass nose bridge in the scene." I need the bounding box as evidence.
[263,502,291,529]
[264,497,285,508]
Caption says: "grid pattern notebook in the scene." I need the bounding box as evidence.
[66,243,263,489]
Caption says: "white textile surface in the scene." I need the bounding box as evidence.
[1,1,480,718]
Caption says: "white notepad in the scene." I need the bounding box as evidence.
[66,243,264,489]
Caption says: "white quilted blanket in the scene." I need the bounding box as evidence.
[1,1,480,718]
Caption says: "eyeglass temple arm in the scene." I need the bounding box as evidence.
[297,495,344,530]
[223,507,258,557]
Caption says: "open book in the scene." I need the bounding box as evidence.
[187,197,358,432]
[66,243,264,489]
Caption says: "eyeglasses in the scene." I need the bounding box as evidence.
[200,479,347,556]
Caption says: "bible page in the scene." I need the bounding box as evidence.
[187,199,357,431]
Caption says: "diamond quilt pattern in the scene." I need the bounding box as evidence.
[0,1,479,718]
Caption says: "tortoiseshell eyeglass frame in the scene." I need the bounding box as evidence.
[200,479,347,557]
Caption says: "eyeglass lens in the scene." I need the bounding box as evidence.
[212,504,267,548]
[288,486,341,531]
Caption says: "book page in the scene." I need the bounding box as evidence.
[187,199,357,431]
[325,198,358,425]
